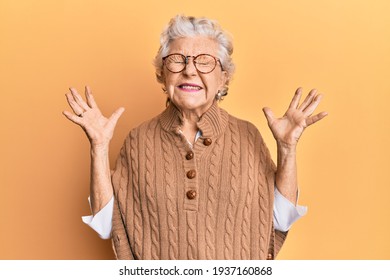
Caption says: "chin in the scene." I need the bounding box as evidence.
[176,102,202,111]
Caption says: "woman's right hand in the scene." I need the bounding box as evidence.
[63,86,125,147]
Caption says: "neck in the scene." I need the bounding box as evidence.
[179,112,198,145]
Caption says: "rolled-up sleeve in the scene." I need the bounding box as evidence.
[81,195,114,239]
[273,187,307,232]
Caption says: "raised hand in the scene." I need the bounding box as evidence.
[262,88,328,148]
[63,86,125,147]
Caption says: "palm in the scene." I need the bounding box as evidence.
[63,86,124,146]
[80,108,115,144]
[263,88,327,146]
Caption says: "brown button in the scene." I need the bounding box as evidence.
[267,253,273,260]
[186,190,197,199]
[203,138,212,146]
[185,151,194,160]
[186,170,196,179]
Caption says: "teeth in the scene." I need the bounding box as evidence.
[181,85,201,90]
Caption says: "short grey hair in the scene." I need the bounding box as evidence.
[153,15,235,97]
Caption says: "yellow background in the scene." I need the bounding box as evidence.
[1,0,389,259]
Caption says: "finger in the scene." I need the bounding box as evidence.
[108,107,125,126]
[306,111,328,126]
[69,87,90,111]
[85,85,98,109]
[65,93,84,115]
[262,107,275,126]
[303,94,323,116]
[288,87,303,109]
[298,89,317,111]
[62,110,83,125]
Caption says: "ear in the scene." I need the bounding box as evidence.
[160,67,166,85]
[160,69,169,94]
[219,70,229,90]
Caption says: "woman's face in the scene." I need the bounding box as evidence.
[162,36,227,117]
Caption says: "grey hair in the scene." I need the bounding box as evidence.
[153,15,235,97]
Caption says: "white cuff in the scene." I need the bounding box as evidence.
[273,187,307,232]
[81,196,114,239]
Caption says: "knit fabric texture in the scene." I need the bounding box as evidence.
[111,101,287,260]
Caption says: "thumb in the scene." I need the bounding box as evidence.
[109,107,125,126]
[262,107,275,125]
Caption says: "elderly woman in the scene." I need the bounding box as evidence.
[63,15,327,260]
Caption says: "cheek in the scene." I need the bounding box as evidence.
[203,76,221,92]
[167,85,176,96]
[204,73,223,92]
[163,72,176,87]
[164,78,176,97]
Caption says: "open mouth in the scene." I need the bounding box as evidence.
[178,83,203,92]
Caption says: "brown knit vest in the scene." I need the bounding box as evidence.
[111,102,287,259]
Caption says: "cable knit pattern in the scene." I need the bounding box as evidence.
[186,211,197,259]
[224,120,240,259]
[258,133,273,259]
[205,137,222,259]
[129,129,143,258]
[240,123,255,259]
[110,101,287,260]
[161,132,179,259]
[118,144,128,214]
[144,122,160,259]
[111,139,134,259]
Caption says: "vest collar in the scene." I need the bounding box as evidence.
[159,101,229,138]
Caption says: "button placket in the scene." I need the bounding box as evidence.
[181,147,199,210]
[177,135,215,211]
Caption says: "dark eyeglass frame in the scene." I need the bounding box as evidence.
[162,53,224,74]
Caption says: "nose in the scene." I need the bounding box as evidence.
[182,56,197,76]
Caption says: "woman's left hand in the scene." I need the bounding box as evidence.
[262,88,328,148]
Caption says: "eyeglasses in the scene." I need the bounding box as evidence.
[162,53,223,74]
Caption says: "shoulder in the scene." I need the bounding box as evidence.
[116,113,163,161]
[224,110,261,134]
[123,113,162,140]
[223,109,268,146]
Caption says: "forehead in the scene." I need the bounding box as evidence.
[168,36,219,56]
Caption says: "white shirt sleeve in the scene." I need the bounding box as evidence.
[273,187,307,232]
[82,188,307,238]
[81,196,114,239]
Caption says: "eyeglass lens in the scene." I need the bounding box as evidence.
[164,54,217,74]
